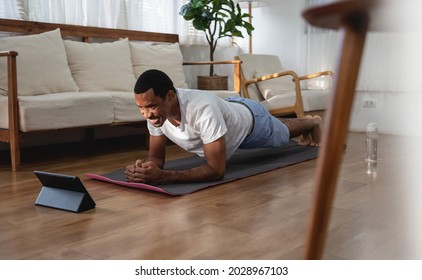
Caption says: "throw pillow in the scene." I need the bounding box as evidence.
[130,42,188,89]
[64,38,136,92]
[0,28,79,96]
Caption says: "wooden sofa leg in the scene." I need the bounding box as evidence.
[7,51,21,172]
[10,133,21,172]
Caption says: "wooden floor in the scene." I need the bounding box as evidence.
[0,131,421,260]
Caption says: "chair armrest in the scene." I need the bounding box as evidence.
[0,51,19,56]
[0,51,18,57]
[183,60,241,66]
[183,60,242,92]
[245,70,300,87]
[242,70,305,117]
[299,70,333,81]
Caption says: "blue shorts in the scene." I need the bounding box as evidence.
[225,97,290,149]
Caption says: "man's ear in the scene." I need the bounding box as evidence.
[166,90,176,101]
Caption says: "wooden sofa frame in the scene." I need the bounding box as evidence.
[0,18,241,171]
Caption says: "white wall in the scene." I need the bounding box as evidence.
[348,91,421,137]
[236,1,422,137]
[237,0,305,72]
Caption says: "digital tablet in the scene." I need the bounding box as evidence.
[34,170,96,213]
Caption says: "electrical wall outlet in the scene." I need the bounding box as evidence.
[363,99,376,108]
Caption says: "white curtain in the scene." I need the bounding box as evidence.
[26,0,127,28]
[1,0,218,47]
[124,0,212,46]
[302,0,421,92]
[0,0,28,19]
[126,1,178,33]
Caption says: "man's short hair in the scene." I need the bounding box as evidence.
[134,69,176,99]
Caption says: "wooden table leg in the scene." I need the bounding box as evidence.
[304,11,370,259]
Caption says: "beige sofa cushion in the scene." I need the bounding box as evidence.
[0,92,114,132]
[130,42,188,89]
[0,28,79,96]
[64,38,136,92]
[107,91,144,123]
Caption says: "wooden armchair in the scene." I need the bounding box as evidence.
[236,53,333,118]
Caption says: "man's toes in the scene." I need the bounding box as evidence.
[298,132,312,145]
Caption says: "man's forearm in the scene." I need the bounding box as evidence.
[158,163,225,184]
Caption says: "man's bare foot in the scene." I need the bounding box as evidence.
[310,115,322,147]
[298,115,313,145]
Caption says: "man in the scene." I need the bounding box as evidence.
[125,69,321,184]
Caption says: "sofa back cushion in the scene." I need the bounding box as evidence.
[0,28,79,96]
[130,42,188,89]
[64,38,136,92]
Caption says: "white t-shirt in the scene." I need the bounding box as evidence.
[147,88,253,158]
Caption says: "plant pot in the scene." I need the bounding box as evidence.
[197,75,228,90]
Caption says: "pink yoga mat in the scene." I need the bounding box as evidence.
[86,173,169,194]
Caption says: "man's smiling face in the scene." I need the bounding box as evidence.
[135,88,170,127]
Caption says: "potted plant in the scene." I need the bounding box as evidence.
[180,0,254,90]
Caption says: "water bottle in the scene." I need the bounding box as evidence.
[365,122,378,174]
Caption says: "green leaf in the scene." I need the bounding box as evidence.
[223,19,235,33]
[231,29,243,37]
[192,18,208,31]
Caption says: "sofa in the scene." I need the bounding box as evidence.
[0,18,240,171]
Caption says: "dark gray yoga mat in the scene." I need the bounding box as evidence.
[86,141,319,195]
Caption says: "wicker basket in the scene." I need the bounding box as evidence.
[197,75,228,90]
